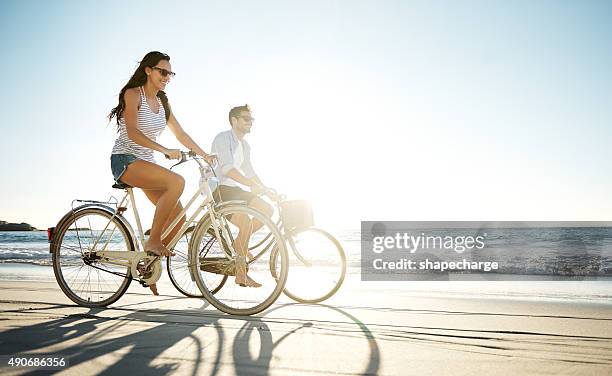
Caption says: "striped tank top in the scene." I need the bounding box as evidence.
[111,86,166,163]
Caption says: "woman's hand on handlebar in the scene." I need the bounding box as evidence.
[201,153,217,165]
[163,148,182,160]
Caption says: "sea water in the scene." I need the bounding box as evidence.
[1,228,611,302]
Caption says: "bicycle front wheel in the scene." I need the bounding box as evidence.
[52,207,134,307]
[273,227,346,303]
[190,204,288,315]
[167,227,227,297]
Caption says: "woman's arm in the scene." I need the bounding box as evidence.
[166,105,213,160]
[124,88,180,159]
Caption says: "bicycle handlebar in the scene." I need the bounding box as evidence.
[164,150,196,162]
[260,188,286,203]
[166,151,281,201]
[167,150,218,172]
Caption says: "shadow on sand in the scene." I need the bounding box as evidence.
[0,299,381,375]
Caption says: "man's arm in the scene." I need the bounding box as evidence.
[226,169,263,191]
[213,133,267,192]
[240,142,266,191]
[250,175,265,188]
[212,132,234,173]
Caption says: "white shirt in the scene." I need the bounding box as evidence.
[211,129,256,189]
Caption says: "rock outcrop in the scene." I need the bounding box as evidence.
[0,221,37,231]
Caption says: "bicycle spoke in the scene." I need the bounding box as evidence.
[191,204,288,315]
[53,209,133,307]
[281,228,346,303]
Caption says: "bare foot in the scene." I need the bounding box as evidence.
[235,254,260,287]
[149,283,159,295]
[235,274,262,288]
[144,241,175,257]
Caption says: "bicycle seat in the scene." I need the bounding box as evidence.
[112,182,132,189]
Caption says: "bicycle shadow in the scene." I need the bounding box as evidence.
[0,303,219,376]
[230,302,380,375]
[1,300,380,375]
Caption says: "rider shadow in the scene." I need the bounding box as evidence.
[231,317,316,375]
[230,317,275,375]
[2,300,380,375]
[0,304,220,376]
[230,303,380,376]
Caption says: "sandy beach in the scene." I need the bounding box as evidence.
[0,265,611,375]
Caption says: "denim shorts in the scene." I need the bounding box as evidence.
[110,154,139,184]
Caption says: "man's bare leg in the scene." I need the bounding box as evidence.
[230,213,261,287]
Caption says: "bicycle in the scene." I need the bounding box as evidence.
[49,151,288,315]
[262,190,346,303]
[174,188,347,304]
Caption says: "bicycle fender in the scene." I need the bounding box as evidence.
[49,204,137,253]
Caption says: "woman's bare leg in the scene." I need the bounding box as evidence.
[142,189,186,247]
[120,160,185,256]
[141,189,186,295]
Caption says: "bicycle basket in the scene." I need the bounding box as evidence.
[280,200,314,231]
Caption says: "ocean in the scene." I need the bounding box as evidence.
[2,227,612,275]
[1,229,611,303]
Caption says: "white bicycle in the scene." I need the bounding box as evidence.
[170,188,347,304]
[49,151,288,315]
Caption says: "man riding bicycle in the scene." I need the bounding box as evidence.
[211,104,274,288]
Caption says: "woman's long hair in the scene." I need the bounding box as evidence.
[108,51,172,125]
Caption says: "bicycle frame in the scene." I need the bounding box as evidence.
[89,157,238,272]
[249,200,312,266]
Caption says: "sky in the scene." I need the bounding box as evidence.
[1,0,611,230]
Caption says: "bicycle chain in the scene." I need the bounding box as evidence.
[84,259,151,286]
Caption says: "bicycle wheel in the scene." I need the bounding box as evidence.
[167,227,227,297]
[52,207,134,307]
[190,204,288,315]
[272,227,346,303]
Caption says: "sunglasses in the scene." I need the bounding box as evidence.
[151,66,176,78]
[238,115,255,122]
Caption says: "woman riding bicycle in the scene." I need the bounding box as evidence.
[108,51,214,292]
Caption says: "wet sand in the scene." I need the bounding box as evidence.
[0,269,611,375]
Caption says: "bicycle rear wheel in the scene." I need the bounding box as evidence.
[52,207,134,307]
[167,227,227,297]
[190,204,288,316]
[272,227,346,303]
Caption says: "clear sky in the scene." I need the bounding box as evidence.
[1,0,611,230]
